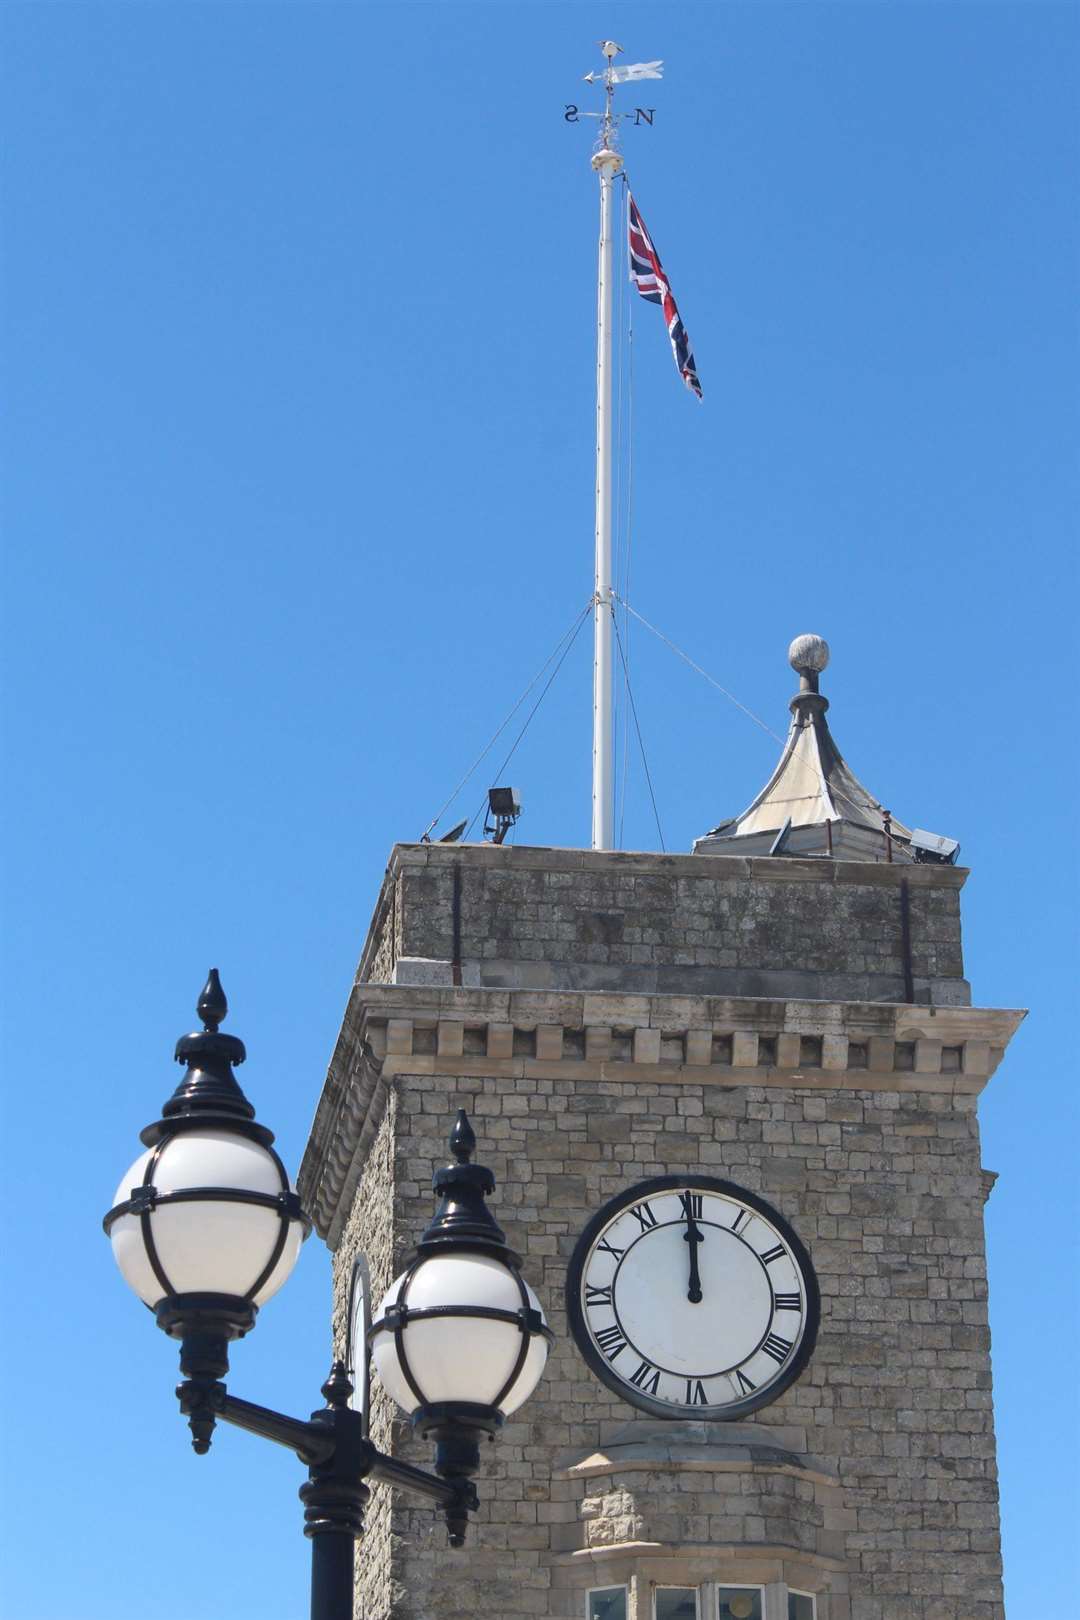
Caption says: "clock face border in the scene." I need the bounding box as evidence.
[345,1256,371,1431]
[565,1175,820,1422]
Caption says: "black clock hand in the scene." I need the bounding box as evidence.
[684,1217,704,1304]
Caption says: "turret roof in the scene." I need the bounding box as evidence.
[694,635,913,862]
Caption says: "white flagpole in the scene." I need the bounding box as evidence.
[591,45,623,852]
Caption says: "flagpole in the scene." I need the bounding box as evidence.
[591,47,622,852]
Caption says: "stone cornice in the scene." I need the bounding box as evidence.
[300,1025,386,1250]
[299,983,1024,1246]
[382,840,970,890]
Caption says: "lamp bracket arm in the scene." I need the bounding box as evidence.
[217,1391,337,1467]
[214,1393,476,1513]
[366,1445,479,1513]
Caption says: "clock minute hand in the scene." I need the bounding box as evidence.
[683,1218,704,1304]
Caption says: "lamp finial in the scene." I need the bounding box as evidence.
[322,1360,354,1411]
[198,968,228,1032]
[450,1110,476,1164]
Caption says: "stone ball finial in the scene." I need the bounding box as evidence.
[788,634,830,676]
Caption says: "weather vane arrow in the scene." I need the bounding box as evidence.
[564,41,661,131]
[583,59,663,84]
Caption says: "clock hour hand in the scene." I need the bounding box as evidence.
[683,1216,704,1304]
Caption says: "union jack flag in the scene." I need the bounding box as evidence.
[628,191,702,400]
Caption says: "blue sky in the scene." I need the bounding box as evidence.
[2,3,1077,1616]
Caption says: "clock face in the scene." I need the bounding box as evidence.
[566,1176,819,1420]
[345,1259,370,1426]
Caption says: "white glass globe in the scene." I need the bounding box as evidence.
[371,1252,549,1418]
[109,1127,304,1308]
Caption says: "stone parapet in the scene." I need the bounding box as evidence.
[357,843,971,1007]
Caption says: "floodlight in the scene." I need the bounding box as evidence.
[487,787,521,818]
[484,787,521,846]
[910,828,960,865]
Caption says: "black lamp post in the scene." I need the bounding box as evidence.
[104,971,553,1620]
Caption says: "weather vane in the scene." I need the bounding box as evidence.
[564,40,662,140]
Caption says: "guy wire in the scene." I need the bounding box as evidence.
[462,602,593,842]
[421,601,592,842]
[612,611,665,852]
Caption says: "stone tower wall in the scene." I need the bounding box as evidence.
[307,987,1017,1620]
[299,845,1022,1620]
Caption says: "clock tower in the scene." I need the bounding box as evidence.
[299,636,1022,1620]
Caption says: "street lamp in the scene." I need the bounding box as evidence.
[103,970,553,1618]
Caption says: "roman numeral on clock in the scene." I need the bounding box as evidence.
[679,1191,703,1221]
[595,1324,626,1361]
[761,1332,793,1364]
[773,1292,801,1311]
[629,1201,658,1231]
[585,1284,612,1307]
[759,1243,786,1265]
[629,1360,661,1395]
[597,1238,625,1260]
[734,1368,756,1394]
[685,1379,708,1405]
[730,1207,750,1233]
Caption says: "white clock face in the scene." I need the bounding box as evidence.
[567,1177,819,1419]
[346,1260,369,1425]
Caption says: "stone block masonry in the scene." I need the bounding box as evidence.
[359,844,971,1008]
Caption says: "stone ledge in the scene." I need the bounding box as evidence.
[347,983,1023,1047]
[553,1542,849,1573]
[558,1419,835,1484]
[381,1053,992,1095]
[562,1455,838,1489]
